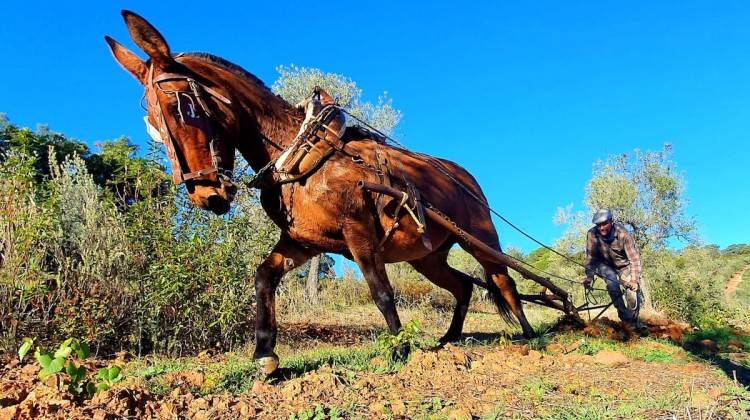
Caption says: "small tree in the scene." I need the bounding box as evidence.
[557,144,698,309]
[272,65,402,136]
[586,144,698,249]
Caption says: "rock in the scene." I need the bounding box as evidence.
[593,350,629,367]
[281,382,302,399]
[92,410,110,420]
[159,402,178,418]
[510,344,529,356]
[189,397,209,411]
[391,399,407,417]
[527,350,543,361]
[234,400,253,417]
[162,371,205,389]
[47,399,71,409]
[699,339,718,352]
[0,405,19,420]
[448,408,473,420]
[0,388,28,406]
[727,339,744,351]
[21,364,40,375]
[545,343,564,355]
[91,389,112,406]
[369,401,386,415]
[565,340,583,353]
[252,380,273,395]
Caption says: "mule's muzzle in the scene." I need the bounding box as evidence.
[206,193,231,215]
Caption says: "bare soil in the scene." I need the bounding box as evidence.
[2,311,749,419]
[726,265,749,296]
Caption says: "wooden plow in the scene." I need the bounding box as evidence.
[358,181,581,320]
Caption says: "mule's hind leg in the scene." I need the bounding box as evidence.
[409,247,474,343]
[253,234,315,373]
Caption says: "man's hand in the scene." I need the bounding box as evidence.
[582,278,593,288]
[624,281,639,291]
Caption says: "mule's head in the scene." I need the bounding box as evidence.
[106,10,237,215]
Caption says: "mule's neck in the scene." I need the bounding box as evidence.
[232,81,303,173]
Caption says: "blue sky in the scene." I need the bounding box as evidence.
[1,1,748,253]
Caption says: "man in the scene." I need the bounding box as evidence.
[582,209,642,327]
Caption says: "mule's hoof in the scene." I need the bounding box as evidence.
[391,344,411,362]
[438,334,460,344]
[257,356,279,375]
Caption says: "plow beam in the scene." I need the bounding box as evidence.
[358,181,578,317]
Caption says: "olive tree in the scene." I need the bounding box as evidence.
[556,143,698,309]
[272,65,402,136]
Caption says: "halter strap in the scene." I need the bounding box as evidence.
[146,66,235,188]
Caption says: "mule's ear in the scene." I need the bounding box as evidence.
[105,36,148,85]
[121,10,173,66]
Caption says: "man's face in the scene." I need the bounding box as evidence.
[596,220,613,236]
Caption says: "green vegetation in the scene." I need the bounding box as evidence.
[26,337,122,396]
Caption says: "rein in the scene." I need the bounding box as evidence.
[144,66,235,188]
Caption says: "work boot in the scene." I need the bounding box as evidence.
[631,321,649,337]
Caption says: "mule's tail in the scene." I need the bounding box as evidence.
[484,274,519,326]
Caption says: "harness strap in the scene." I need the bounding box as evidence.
[152,72,232,105]
[146,66,235,187]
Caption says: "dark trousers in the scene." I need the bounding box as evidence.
[593,264,636,324]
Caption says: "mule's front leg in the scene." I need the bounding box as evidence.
[253,235,313,374]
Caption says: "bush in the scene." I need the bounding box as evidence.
[0,142,279,357]
[646,247,726,327]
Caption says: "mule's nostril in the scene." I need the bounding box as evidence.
[206,194,230,215]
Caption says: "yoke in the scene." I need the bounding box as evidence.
[254,87,346,188]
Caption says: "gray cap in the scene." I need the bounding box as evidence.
[592,209,613,224]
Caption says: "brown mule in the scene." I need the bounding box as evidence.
[107,10,535,374]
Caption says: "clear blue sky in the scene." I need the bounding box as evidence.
[1,1,748,253]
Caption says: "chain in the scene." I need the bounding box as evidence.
[425,202,474,251]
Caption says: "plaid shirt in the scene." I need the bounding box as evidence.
[584,223,642,280]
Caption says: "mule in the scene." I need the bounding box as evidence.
[106,10,535,374]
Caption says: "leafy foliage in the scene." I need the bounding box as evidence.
[272,65,402,135]
[557,143,697,253]
[30,337,121,397]
[0,119,278,356]
[377,320,421,356]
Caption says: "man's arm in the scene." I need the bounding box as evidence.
[622,230,642,279]
[584,229,597,280]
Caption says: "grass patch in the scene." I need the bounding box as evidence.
[573,337,619,356]
[625,339,682,363]
[130,358,201,380]
[685,325,750,352]
[281,345,379,373]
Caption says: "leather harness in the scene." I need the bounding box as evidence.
[144,65,235,189]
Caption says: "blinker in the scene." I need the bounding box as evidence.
[144,116,163,143]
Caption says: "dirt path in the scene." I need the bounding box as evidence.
[726,264,749,295]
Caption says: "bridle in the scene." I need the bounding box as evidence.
[144,65,236,189]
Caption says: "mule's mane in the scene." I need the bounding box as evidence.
[179,52,269,91]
